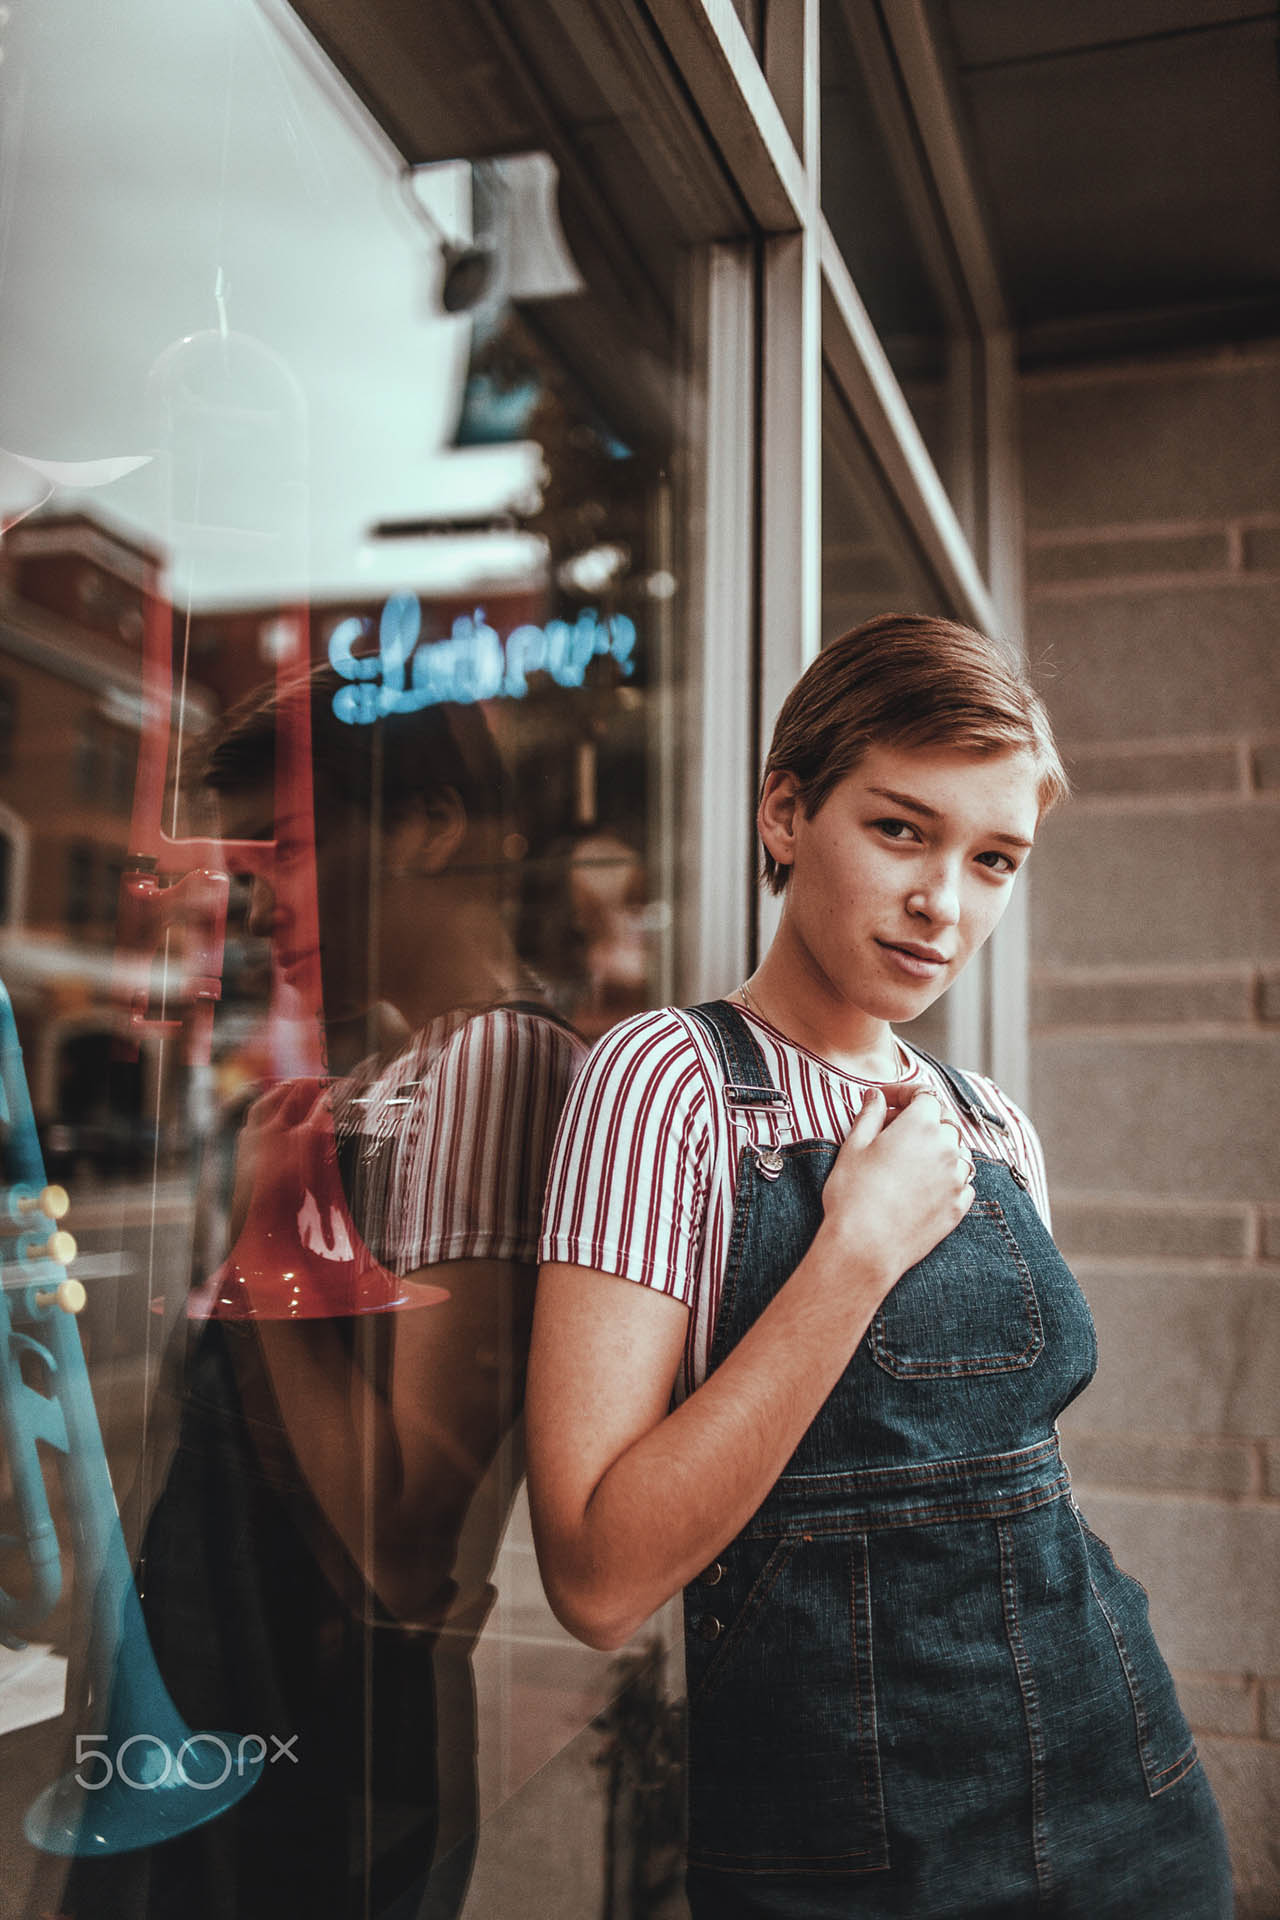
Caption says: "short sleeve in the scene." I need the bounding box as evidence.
[390,1010,586,1270]
[539,1008,714,1304]
[965,1072,1053,1231]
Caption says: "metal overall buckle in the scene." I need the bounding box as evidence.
[724,1084,793,1180]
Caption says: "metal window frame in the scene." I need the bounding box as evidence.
[645,0,1028,1094]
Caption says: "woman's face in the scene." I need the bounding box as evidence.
[218,782,375,1017]
[763,741,1042,1023]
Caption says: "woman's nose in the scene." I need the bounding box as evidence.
[906,866,960,928]
[245,874,278,941]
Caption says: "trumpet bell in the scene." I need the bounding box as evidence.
[25,1731,262,1858]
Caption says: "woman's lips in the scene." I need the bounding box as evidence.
[876,940,951,979]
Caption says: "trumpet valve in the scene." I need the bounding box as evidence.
[10,1183,70,1224]
[35,1277,86,1315]
[35,1185,70,1221]
[32,1230,77,1267]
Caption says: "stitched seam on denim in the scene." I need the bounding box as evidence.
[688,1000,773,1093]
[705,1145,759,1375]
[1148,1744,1201,1795]
[852,1531,888,1868]
[744,1478,1070,1537]
[869,1197,1045,1377]
[1083,1563,1156,1788]
[1076,1516,1153,1603]
[997,1518,1053,1908]
[685,1002,736,1086]
[1076,1522,1196,1798]
[687,1532,799,1706]
[687,1851,882,1870]
[773,1434,1061,1495]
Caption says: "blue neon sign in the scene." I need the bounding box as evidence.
[328,594,637,723]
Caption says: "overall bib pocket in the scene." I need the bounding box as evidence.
[684,1531,889,1874]
[1076,1516,1199,1797]
[869,1194,1045,1378]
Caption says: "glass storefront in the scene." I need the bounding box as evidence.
[0,2,702,1914]
[0,3,1004,1915]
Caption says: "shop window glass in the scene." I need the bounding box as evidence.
[72,712,102,801]
[0,3,706,1916]
[64,843,94,932]
[0,680,16,771]
[820,0,983,552]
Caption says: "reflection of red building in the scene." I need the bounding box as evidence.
[0,506,655,1130]
[0,513,167,1153]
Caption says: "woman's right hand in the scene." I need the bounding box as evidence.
[820,1087,974,1293]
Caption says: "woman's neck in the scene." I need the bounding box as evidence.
[385,895,529,1033]
[741,933,899,1081]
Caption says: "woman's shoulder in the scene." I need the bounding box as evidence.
[578,1004,720,1074]
[427,999,588,1077]
[558,1006,723,1135]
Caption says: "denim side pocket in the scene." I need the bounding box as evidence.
[1076,1517,1199,1797]
[684,1531,888,1873]
[869,1197,1045,1378]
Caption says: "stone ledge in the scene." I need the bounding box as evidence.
[1065,1433,1255,1497]
[1024,361,1280,530]
[1032,974,1253,1029]
[1173,1671,1261,1739]
[1055,1266,1279,1436]
[1073,1493,1280,1670]
[1050,1199,1250,1259]
[1030,582,1280,741]
[1253,744,1280,789]
[1064,744,1242,798]
[1030,1035,1280,1199]
[1030,807,1280,969]
[1244,526,1280,571]
[1028,532,1228,586]
[1197,1736,1280,1916]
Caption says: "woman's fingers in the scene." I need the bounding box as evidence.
[848,1085,887,1146]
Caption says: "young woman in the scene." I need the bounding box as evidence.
[526,615,1233,1919]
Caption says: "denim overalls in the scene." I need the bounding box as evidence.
[682,1001,1233,1920]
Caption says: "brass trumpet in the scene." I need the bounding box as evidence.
[0,977,262,1855]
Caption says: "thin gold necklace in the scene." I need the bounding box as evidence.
[737,978,904,1083]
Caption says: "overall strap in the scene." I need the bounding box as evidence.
[901,1043,1009,1130]
[685,1000,791,1117]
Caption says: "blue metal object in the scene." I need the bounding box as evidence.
[0,977,262,1854]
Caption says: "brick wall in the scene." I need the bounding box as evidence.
[1023,343,1280,1917]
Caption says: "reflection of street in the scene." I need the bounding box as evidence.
[0,1172,199,1764]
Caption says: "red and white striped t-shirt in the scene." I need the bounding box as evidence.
[539,1003,1051,1400]
[337,1005,586,1273]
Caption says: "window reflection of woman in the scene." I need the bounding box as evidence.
[59,671,583,1920]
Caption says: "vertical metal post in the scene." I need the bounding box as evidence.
[757,0,821,960]
[680,242,758,1000]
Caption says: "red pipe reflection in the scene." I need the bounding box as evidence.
[117,562,323,1076]
[117,566,434,1319]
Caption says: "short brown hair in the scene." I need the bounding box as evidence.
[760,613,1068,893]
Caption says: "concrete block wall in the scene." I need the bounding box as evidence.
[1022,343,1280,1917]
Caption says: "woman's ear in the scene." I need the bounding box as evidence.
[758,771,801,875]
[384,788,468,878]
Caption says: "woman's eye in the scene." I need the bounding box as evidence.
[873,818,919,843]
[975,850,1017,874]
